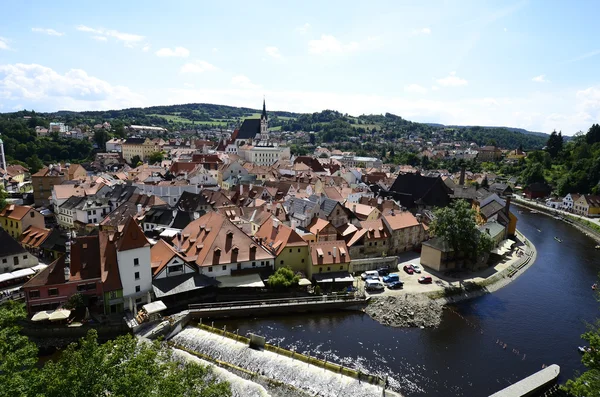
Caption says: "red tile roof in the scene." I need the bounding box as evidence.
[117,217,150,252]
[0,204,34,220]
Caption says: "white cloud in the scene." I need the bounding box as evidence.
[92,36,107,42]
[411,27,431,36]
[31,28,64,36]
[265,46,282,59]
[142,44,150,52]
[0,37,11,50]
[308,35,360,54]
[296,23,311,34]
[155,47,190,57]
[532,74,549,83]
[404,84,428,94]
[180,60,217,74]
[436,71,468,87]
[231,75,261,90]
[212,47,218,53]
[431,85,439,91]
[75,25,144,47]
[0,63,144,111]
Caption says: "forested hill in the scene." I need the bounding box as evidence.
[5,102,549,150]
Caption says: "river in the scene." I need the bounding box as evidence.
[215,211,600,397]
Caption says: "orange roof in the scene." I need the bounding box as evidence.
[177,212,274,267]
[19,226,51,248]
[382,211,420,230]
[0,204,33,220]
[117,217,150,252]
[255,217,308,256]
[151,239,186,276]
[359,219,391,239]
[309,240,351,266]
[307,217,331,236]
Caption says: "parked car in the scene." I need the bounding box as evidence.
[411,264,422,273]
[387,281,404,290]
[377,267,390,276]
[382,274,400,284]
[365,279,385,291]
[403,264,415,274]
[361,270,379,280]
[418,276,433,284]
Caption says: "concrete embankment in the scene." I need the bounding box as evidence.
[489,364,560,397]
[365,230,537,328]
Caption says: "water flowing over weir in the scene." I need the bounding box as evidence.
[171,327,390,397]
[172,349,272,397]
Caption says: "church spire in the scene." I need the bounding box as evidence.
[261,97,267,120]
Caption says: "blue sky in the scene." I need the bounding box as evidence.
[1,0,599,134]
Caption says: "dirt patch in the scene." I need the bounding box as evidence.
[365,294,444,328]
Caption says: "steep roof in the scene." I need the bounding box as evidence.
[236,118,261,140]
[309,240,350,266]
[117,217,150,251]
[99,231,122,291]
[382,210,420,231]
[582,195,600,207]
[319,197,341,216]
[177,212,273,267]
[151,239,186,276]
[0,228,28,258]
[19,226,51,248]
[389,173,451,208]
[307,217,334,236]
[69,235,102,281]
[0,204,34,220]
[359,219,390,239]
[255,217,307,256]
[23,255,68,288]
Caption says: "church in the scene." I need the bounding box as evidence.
[222,99,290,166]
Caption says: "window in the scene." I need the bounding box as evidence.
[110,291,117,299]
[168,264,184,274]
[13,257,19,266]
[23,255,28,260]
[48,288,59,297]
[222,265,227,271]
[327,267,331,271]
[134,258,139,266]
[30,211,35,218]
[301,259,304,263]
[280,260,284,265]
[298,248,301,252]
[289,249,292,253]
[135,285,141,293]
[369,242,372,246]
[340,266,343,270]
[134,272,140,280]
[252,261,256,266]
[208,267,213,272]
[319,267,323,273]
[135,298,142,304]
[2,258,6,264]
[29,290,40,299]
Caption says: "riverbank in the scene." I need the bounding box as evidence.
[365,230,537,328]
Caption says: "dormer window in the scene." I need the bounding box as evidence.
[214,248,221,256]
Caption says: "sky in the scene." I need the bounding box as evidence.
[1,0,600,135]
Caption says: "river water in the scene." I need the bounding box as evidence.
[215,211,600,397]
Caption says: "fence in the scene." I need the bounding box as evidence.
[350,256,399,274]
[189,294,363,311]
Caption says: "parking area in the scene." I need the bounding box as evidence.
[360,242,526,297]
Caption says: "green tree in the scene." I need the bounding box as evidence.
[268,267,300,290]
[480,176,489,189]
[546,130,564,158]
[586,123,600,145]
[0,301,231,397]
[148,151,164,164]
[430,200,490,268]
[521,162,546,185]
[563,319,600,395]
[93,129,110,149]
[130,155,142,166]
[0,186,7,209]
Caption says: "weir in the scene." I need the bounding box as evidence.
[171,325,400,397]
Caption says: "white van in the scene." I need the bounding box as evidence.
[361,270,380,280]
[365,279,384,291]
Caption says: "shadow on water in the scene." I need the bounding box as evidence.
[214,211,600,397]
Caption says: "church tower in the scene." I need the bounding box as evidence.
[260,98,269,141]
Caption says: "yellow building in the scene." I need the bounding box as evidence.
[307,240,351,278]
[574,195,600,217]
[121,138,159,164]
[255,218,309,274]
[0,204,45,239]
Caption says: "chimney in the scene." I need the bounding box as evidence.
[273,218,280,229]
[240,184,243,195]
[137,204,142,214]
[352,204,357,213]
[505,195,511,216]
[333,246,338,258]
[459,166,466,186]
[64,265,70,282]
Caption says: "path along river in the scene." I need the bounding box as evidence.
[215,210,600,397]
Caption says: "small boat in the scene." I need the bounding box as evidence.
[518,210,524,214]
[595,245,600,250]
[579,346,591,353]
[593,284,597,291]
[554,237,562,243]
[530,210,538,214]
[537,229,542,232]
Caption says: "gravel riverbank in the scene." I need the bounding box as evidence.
[364,294,444,328]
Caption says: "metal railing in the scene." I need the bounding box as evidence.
[189,294,365,311]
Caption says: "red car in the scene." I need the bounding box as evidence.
[418,276,433,284]
[403,264,414,275]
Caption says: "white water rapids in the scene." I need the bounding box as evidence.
[171,327,389,397]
